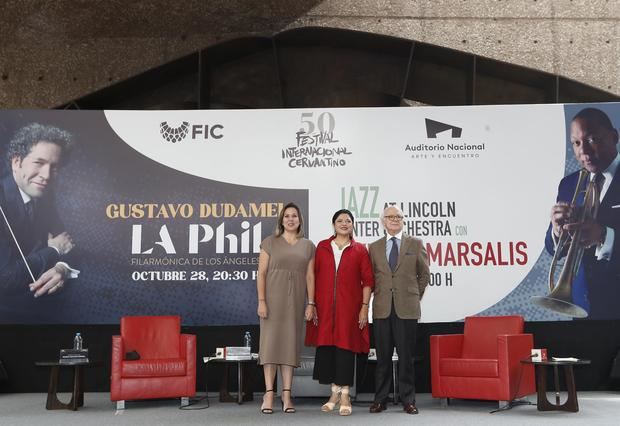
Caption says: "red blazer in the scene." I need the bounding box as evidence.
[305,236,375,353]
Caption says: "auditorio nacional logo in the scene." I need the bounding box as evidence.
[405,118,485,159]
[160,121,224,143]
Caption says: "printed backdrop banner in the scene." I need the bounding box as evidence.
[0,103,618,324]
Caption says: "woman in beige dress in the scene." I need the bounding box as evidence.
[257,202,316,414]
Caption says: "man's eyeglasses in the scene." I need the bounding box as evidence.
[385,215,403,221]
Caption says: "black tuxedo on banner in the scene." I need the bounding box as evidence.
[0,174,65,322]
[545,166,620,320]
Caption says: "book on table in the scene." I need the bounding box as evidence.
[551,357,580,362]
[59,348,89,363]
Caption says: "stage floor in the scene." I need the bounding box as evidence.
[0,391,618,425]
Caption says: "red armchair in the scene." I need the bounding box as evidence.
[110,315,196,409]
[430,315,535,408]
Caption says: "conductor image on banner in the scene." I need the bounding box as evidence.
[0,123,79,320]
[545,107,620,320]
[304,209,374,416]
[368,205,430,415]
[256,202,316,414]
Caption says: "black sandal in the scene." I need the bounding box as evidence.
[281,389,296,413]
[261,389,274,414]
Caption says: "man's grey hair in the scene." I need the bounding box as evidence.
[381,204,404,220]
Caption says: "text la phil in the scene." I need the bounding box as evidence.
[131,221,262,254]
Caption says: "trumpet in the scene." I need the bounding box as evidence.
[531,168,599,318]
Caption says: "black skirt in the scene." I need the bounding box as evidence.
[312,345,355,386]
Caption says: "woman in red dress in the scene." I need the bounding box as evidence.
[305,209,374,416]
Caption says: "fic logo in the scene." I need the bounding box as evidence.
[160,121,224,143]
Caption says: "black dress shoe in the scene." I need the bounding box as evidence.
[403,403,419,414]
[369,402,387,413]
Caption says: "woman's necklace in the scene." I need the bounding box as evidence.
[333,238,350,250]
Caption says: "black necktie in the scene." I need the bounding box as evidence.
[595,173,605,199]
[389,236,399,272]
[24,201,34,223]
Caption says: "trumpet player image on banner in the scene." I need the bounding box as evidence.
[536,106,620,320]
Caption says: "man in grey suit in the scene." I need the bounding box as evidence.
[368,205,430,415]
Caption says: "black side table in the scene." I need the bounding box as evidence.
[35,360,98,410]
[521,359,590,412]
[204,358,256,404]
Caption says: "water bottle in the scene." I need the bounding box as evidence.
[244,331,252,348]
[73,332,83,351]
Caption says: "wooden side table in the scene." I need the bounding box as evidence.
[35,360,97,410]
[521,359,590,412]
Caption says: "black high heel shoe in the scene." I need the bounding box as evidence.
[281,389,296,413]
[261,389,274,414]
